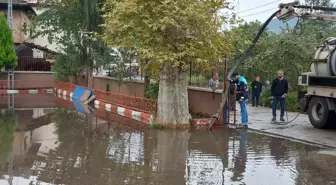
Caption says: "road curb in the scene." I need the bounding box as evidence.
[0,89,54,94]
[247,127,335,148]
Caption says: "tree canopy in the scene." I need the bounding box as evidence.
[103,0,234,69]
[30,0,115,86]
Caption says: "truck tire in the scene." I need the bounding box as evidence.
[308,97,333,129]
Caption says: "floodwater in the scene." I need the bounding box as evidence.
[1,95,336,185]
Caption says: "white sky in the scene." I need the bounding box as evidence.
[230,0,336,22]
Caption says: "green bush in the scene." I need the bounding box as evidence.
[0,14,18,70]
[145,83,159,100]
[285,92,299,112]
[259,86,299,112]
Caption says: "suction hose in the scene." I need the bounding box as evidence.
[208,11,279,131]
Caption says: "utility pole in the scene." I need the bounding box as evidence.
[7,2,14,184]
[7,0,12,30]
[7,0,14,110]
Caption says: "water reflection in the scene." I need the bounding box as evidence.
[231,130,247,182]
[107,132,145,164]
[1,107,336,185]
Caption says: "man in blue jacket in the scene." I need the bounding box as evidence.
[232,72,249,128]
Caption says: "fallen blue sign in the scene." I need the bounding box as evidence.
[72,86,94,101]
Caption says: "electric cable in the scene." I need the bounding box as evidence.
[241,8,278,18]
[208,11,279,131]
[237,0,280,14]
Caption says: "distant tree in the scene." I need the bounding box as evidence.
[0,14,17,70]
[52,42,85,83]
[30,0,110,88]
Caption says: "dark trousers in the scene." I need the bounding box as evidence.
[251,91,260,106]
[229,93,235,110]
[272,96,285,117]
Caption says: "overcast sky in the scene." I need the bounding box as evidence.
[230,0,336,22]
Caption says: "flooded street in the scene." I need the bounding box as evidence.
[1,96,336,184]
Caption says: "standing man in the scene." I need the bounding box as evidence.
[251,76,263,107]
[208,72,220,89]
[271,70,288,122]
[232,72,249,128]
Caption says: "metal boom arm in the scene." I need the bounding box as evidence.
[277,1,336,22]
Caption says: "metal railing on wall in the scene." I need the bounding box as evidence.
[54,81,157,114]
[94,89,157,114]
[54,81,76,93]
[15,56,52,71]
[187,58,228,89]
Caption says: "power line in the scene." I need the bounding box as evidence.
[237,0,280,14]
[240,8,277,17]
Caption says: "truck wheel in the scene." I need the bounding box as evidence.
[308,97,332,129]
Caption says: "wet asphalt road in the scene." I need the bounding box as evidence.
[230,104,336,148]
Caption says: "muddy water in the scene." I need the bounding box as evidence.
[1,107,336,185]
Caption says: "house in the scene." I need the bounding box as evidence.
[0,0,57,71]
[0,0,35,45]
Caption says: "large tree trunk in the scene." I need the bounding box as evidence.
[156,65,191,125]
[85,63,93,88]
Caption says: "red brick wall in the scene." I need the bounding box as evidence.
[0,94,57,109]
[0,72,55,89]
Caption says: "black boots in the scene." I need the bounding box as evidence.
[272,116,285,122]
[271,116,276,122]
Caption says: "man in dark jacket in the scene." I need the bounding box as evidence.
[251,76,263,107]
[271,70,288,122]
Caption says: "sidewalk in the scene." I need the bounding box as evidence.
[230,104,336,148]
